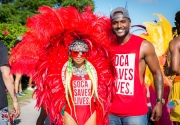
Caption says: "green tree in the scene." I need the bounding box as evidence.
[0,0,95,52]
[0,0,14,4]
[0,0,95,24]
[60,0,95,12]
[0,0,59,24]
[0,23,26,51]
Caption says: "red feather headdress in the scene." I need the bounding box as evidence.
[9,6,116,125]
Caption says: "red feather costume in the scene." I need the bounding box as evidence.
[9,6,116,125]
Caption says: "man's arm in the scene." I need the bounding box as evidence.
[143,41,164,100]
[141,40,164,121]
[0,65,20,118]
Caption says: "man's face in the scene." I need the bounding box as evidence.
[111,12,131,38]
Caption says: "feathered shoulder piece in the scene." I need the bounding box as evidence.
[140,14,173,87]
[9,6,115,125]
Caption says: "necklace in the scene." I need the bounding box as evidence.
[72,65,87,80]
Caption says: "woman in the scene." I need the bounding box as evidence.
[37,40,100,125]
[64,40,97,125]
[9,6,115,125]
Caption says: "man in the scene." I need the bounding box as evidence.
[0,42,20,125]
[164,11,180,75]
[109,7,164,125]
[164,11,180,125]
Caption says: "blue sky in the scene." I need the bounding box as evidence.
[94,0,180,34]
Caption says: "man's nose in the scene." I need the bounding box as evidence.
[117,22,122,28]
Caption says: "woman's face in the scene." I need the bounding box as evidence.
[70,50,87,65]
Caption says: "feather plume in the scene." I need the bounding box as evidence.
[9,6,115,125]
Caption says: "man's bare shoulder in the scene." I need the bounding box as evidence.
[140,39,155,58]
[171,35,180,43]
[141,40,155,51]
[141,39,153,46]
[170,35,180,49]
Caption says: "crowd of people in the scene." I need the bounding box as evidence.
[0,4,180,125]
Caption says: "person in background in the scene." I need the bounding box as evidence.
[109,7,164,125]
[14,36,26,97]
[164,11,180,125]
[27,75,34,91]
[0,42,20,125]
[146,85,154,125]
[36,106,47,125]
[14,73,25,97]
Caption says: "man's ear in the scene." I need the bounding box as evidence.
[129,22,131,29]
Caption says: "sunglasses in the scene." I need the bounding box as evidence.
[70,51,87,58]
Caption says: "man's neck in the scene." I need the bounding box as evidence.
[117,33,131,45]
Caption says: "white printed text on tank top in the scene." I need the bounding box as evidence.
[115,54,135,95]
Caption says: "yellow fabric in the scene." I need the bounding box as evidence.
[170,81,180,122]
[140,14,172,57]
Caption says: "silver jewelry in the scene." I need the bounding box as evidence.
[69,40,88,52]
[72,65,87,80]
